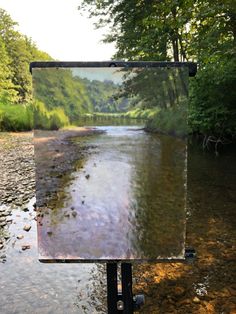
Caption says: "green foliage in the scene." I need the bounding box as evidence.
[0,103,33,131]
[0,8,53,131]
[119,67,188,110]
[49,108,70,130]
[82,78,129,113]
[32,100,69,130]
[0,36,18,103]
[79,0,236,140]
[124,108,160,119]
[189,56,236,137]
[146,102,188,137]
[79,0,194,61]
[33,68,93,122]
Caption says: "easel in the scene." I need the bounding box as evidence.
[106,249,196,313]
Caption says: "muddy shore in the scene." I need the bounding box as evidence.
[0,130,235,313]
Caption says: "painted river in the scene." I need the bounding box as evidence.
[37,126,186,261]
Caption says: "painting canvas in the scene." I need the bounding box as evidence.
[32,64,189,261]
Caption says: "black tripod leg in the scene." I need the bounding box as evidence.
[121,263,133,314]
[107,263,118,314]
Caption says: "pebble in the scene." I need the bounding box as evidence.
[72,211,77,218]
[85,174,90,179]
[4,234,10,240]
[23,224,31,232]
[17,235,24,240]
[1,211,9,217]
[21,245,31,251]
[193,296,201,303]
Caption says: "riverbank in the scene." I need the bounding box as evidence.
[0,131,235,313]
[34,127,104,207]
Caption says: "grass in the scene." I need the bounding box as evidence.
[0,103,33,131]
[0,101,70,131]
[0,102,188,137]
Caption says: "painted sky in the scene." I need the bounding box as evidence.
[72,68,125,85]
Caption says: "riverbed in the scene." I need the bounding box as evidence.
[0,128,235,313]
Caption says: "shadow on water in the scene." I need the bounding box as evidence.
[133,142,236,313]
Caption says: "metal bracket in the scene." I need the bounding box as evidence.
[106,263,145,314]
[106,249,196,313]
[185,248,197,260]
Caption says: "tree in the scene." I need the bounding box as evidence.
[0,36,18,103]
[0,8,52,104]
[79,0,236,139]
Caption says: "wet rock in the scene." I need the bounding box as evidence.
[193,296,201,303]
[72,211,77,218]
[0,221,7,227]
[1,211,9,217]
[21,244,31,251]
[23,224,31,232]
[4,234,10,240]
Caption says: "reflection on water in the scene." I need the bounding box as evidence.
[0,199,107,314]
[37,126,187,260]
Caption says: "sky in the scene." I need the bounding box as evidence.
[0,0,116,61]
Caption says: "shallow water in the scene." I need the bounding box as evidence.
[0,199,107,314]
[0,129,235,314]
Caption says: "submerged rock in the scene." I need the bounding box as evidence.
[23,224,31,232]
[21,244,31,251]
[72,211,77,218]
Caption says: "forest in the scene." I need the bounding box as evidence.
[0,1,236,143]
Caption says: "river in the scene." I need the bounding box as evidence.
[0,122,235,314]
